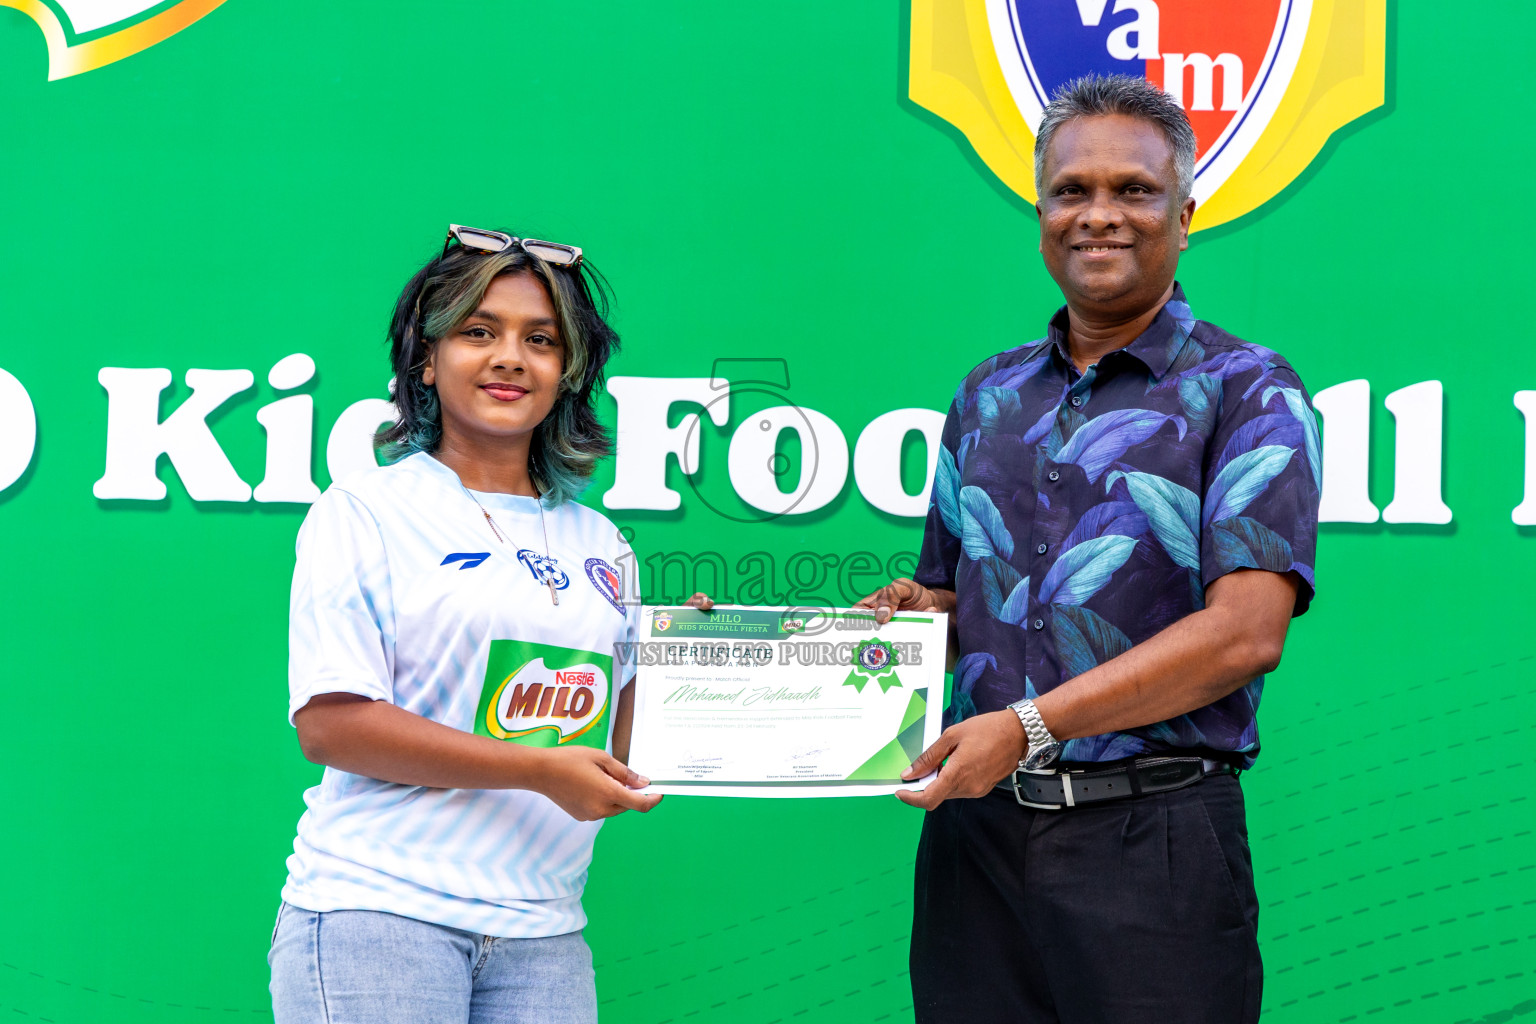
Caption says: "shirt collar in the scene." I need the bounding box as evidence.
[1045,282,1195,381]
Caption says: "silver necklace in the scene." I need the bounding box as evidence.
[459,479,561,606]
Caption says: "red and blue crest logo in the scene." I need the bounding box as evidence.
[584,558,625,614]
[910,0,1386,231]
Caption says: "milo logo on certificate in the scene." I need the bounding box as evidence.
[476,640,613,749]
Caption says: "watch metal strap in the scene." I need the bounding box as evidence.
[1011,698,1055,763]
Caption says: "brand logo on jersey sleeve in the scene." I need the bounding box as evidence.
[475,641,614,749]
[584,558,625,613]
[908,0,1385,232]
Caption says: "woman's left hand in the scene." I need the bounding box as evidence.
[684,592,715,611]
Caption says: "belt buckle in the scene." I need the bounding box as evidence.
[1011,767,1066,810]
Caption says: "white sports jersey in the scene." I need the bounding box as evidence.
[281,452,641,938]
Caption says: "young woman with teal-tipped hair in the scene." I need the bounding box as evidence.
[269,225,708,1023]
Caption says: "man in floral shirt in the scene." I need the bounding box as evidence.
[859,75,1319,1023]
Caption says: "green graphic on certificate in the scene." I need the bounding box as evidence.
[629,607,948,796]
[844,688,929,781]
[844,637,902,693]
[475,640,613,750]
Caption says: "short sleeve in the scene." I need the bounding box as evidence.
[615,538,643,688]
[1199,364,1321,615]
[288,488,397,723]
[914,388,966,592]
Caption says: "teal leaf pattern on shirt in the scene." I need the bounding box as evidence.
[1215,413,1302,475]
[1211,516,1295,574]
[1037,535,1137,606]
[1263,384,1323,490]
[1203,444,1295,526]
[978,555,1026,623]
[1178,373,1221,427]
[934,446,962,536]
[1110,470,1201,570]
[1062,500,1145,550]
[1052,604,1133,679]
[1055,408,1186,483]
[960,486,1014,560]
[1022,402,1059,445]
[913,286,1319,765]
[948,651,996,727]
[1044,402,1088,460]
[954,651,996,697]
[977,386,1025,438]
[999,575,1031,625]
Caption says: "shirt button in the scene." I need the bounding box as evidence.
[1070,396,1083,408]
[1032,618,1044,631]
[1036,543,1048,555]
[1047,470,1060,482]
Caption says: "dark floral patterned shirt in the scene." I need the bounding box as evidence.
[915,284,1319,767]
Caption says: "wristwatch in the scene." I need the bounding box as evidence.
[1007,697,1062,770]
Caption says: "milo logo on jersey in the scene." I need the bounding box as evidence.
[909,0,1385,231]
[476,640,613,749]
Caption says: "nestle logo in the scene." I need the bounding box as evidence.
[556,671,596,687]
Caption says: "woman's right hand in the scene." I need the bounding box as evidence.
[532,746,664,821]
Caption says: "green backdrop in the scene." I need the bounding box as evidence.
[2,2,1532,1022]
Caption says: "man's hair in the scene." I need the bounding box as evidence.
[376,233,619,507]
[1033,74,1197,203]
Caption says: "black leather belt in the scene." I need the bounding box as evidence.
[994,755,1237,810]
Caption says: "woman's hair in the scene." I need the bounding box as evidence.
[375,234,619,506]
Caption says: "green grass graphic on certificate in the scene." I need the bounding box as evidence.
[844,688,928,782]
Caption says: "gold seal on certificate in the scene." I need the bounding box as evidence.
[626,606,949,797]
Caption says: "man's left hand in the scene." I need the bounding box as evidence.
[896,710,1028,810]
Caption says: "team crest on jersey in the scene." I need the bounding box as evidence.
[4,0,228,81]
[584,558,625,613]
[476,642,613,749]
[517,549,570,590]
[908,0,1385,231]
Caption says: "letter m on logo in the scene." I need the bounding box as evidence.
[506,683,543,717]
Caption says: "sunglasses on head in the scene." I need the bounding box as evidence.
[413,224,585,338]
[441,224,583,269]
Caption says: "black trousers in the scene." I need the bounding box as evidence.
[910,773,1261,1024]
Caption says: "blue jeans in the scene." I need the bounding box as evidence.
[269,903,598,1024]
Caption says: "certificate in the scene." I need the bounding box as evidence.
[626,605,948,797]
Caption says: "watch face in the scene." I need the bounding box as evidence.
[1023,740,1061,771]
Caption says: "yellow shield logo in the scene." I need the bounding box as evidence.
[3,0,227,80]
[909,0,1386,231]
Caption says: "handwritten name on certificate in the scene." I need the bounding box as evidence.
[626,606,949,797]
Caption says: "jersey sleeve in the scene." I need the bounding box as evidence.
[616,538,643,688]
[1199,363,1321,615]
[914,388,966,592]
[288,487,397,723]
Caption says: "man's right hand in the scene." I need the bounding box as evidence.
[855,577,955,625]
[532,746,664,822]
